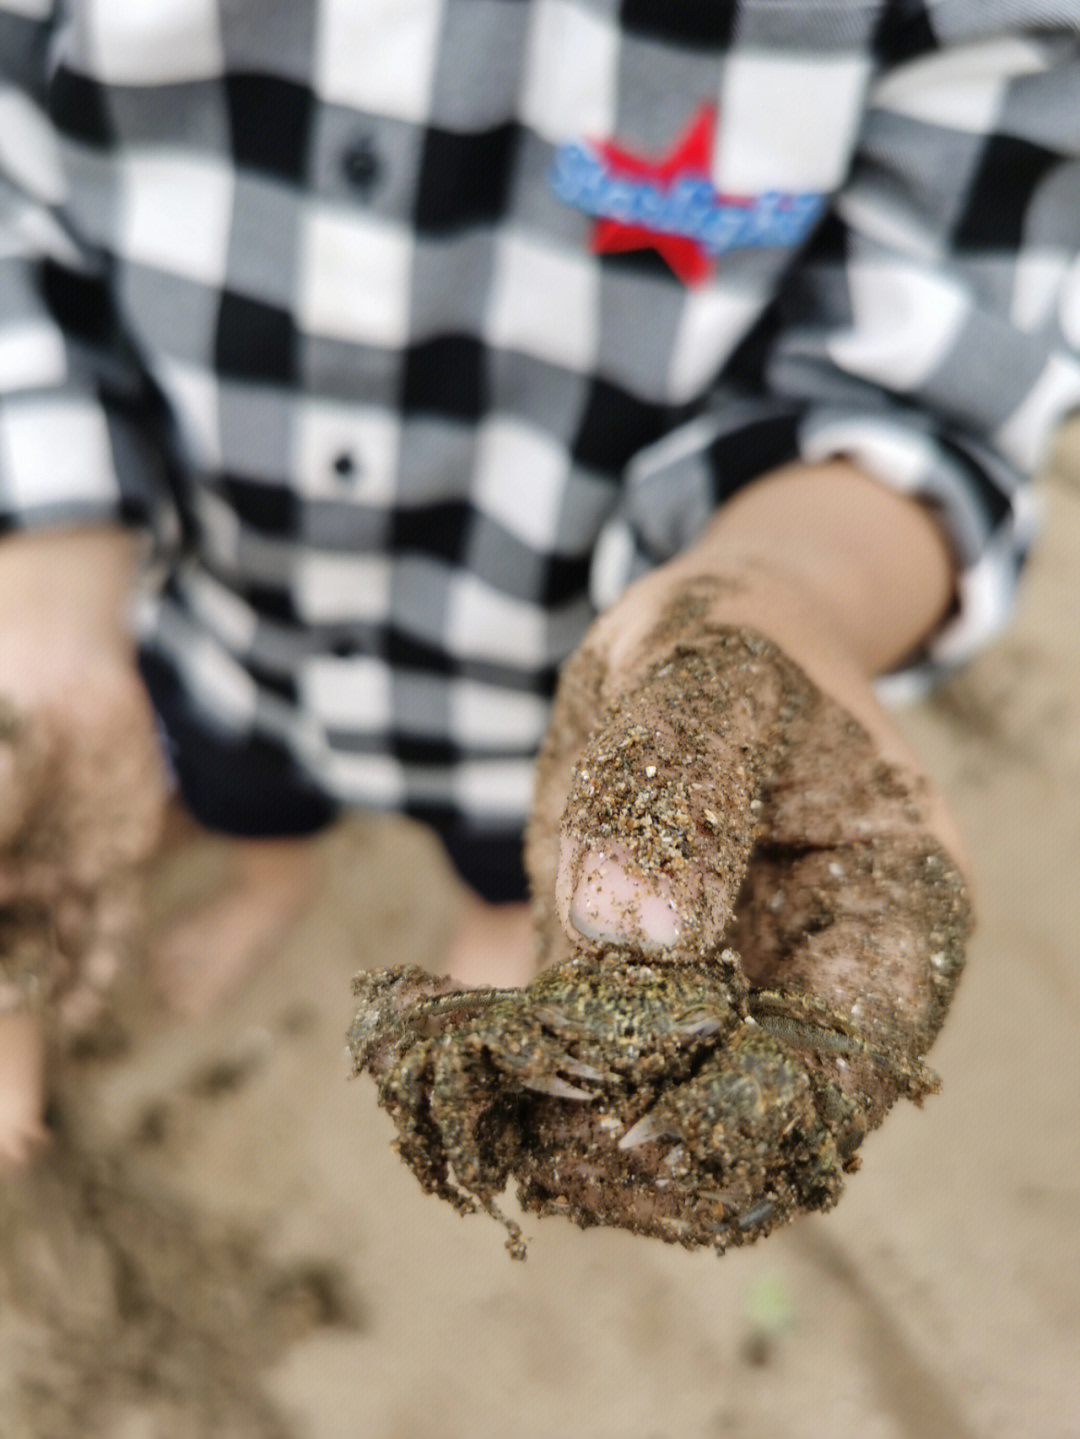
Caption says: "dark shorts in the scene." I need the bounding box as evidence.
[138,649,530,905]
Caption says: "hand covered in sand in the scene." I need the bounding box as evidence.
[527,568,971,1129]
[0,530,167,1033]
[0,683,164,1032]
[351,561,971,1257]
[351,468,972,1252]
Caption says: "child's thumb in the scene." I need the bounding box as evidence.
[554,634,786,958]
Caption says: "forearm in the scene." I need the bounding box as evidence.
[671,458,956,679]
[0,525,143,654]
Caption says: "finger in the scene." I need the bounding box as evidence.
[0,702,54,850]
[729,834,971,1123]
[56,967,111,1031]
[556,632,789,956]
[53,926,121,1033]
[556,839,682,949]
[761,678,970,880]
[53,873,139,1032]
[0,1122,52,1172]
[526,641,608,962]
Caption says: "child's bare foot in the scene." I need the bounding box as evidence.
[0,1007,50,1172]
[153,835,321,1016]
[443,893,536,990]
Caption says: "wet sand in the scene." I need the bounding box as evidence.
[2,423,1079,1438]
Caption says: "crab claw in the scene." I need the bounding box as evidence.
[521,1075,596,1101]
[349,966,456,1077]
[617,1110,672,1150]
[629,1028,850,1233]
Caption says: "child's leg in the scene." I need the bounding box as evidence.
[153,833,538,1010]
[435,827,537,988]
[153,834,321,1015]
[0,1006,50,1170]
[443,892,535,990]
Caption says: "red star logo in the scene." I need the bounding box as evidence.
[591,105,743,286]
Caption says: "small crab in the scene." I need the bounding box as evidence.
[349,947,937,1258]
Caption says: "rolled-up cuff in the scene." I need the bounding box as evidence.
[798,408,1038,699]
[0,385,175,541]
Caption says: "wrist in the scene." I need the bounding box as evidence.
[652,551,872,697]
[684,459,956,678]
[0,525,143,654]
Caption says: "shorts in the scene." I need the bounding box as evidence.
[138,648,530,905]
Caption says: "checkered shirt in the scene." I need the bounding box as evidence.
[2,1,1079,834]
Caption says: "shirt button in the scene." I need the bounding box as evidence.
[342,137,380,196]
[332,451,359,481]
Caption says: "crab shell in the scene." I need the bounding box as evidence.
[349,948,938,1259]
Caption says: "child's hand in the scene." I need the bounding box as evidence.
[526,472,972,1127]
[0,528,167,1030]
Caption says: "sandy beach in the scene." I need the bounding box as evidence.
[2,424,1079,1439]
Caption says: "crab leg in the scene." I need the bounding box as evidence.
[749,1008,938,1098]
[520,1074,596,1100]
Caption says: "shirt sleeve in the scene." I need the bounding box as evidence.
[592,10,1080,697]
[0,2,172,538]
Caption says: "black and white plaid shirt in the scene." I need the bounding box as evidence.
[2,1,1079,839]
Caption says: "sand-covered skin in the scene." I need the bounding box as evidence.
[0,696,162,1024]
[350,620,970,1255]
[0,703,57,1009]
